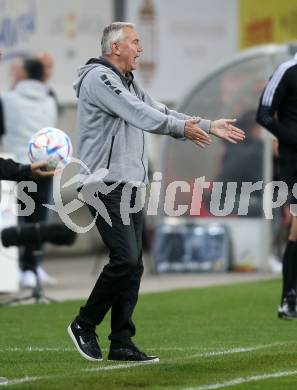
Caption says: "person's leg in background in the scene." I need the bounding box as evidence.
[18,177,55,288]
[279,215,297,318]
[277,164,297,318]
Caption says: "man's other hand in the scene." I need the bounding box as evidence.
[184,119,212,148]
[210,119,245,143]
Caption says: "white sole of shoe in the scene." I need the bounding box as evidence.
[108,357,159,363]
[67,324,103,362]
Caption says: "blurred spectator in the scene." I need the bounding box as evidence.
[0,50,55,180]
[36,52,54,82]
[10,58,27,89]
[10,52,57,103]
[0,58,58,289]
[35,52,59,110]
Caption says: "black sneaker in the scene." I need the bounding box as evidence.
[278,300,297,319]
[67,319,102,361]
[108,343,159,363]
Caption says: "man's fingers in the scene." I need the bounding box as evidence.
[194,128,211,142]
[194,140,205,148]
[198,133,211,142]
[225,118,237,124]
[229,125,245,135]
[231,135,245,141]
[227,125,245,142]
[195,134,211,144]
[32,160,48,169]
[193,138,212,148]
[228,131,245,141]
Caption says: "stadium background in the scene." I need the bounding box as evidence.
[0,0,297,287]
[1,1,297,388]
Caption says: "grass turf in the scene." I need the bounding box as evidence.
[1,279,297,389]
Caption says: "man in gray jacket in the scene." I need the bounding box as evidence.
[68,22,245,363]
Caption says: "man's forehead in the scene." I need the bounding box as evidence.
[122,27,140,40]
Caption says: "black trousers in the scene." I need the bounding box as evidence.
[18,177,52,271]
[78,184,144,345]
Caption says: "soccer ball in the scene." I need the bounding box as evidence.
[28,127,73,170]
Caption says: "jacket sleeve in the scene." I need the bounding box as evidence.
[140,87,211,133]
[0,158,31,181]
[256,67,297,147]
[86,71,186,139]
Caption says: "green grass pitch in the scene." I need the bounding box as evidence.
[1,279,297,389]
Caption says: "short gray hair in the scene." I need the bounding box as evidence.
[101,22,135,55]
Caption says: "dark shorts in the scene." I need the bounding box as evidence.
[279,156,297,205]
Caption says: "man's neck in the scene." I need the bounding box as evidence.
[103,55,127,76]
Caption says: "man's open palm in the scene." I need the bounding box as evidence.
[211,119,245,143]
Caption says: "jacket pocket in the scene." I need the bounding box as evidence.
[107,136,115,169]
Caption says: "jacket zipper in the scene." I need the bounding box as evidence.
[107,136,115,169]
[132,84,147,182]
[141,132,146,182]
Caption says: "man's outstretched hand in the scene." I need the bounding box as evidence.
[184,119,212,148]
[210,119,245,143]
[30,161,57,178]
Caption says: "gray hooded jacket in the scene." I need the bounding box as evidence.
[74,58,211,186]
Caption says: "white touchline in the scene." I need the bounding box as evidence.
[0,341,290,354]
[2,343,297,387]
[170,342,291,362]
[0,346,192,353]
[82,362,157,372]
[185,347,256,359]
[3,376,45,386]
[1,342,296,387]
[82,342,290,373]
[0,347,76,353]
[182,370,297,390]
[184,344,276,360]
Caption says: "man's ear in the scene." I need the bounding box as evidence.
[111,42,121,56]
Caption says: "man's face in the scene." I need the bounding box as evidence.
[116,27,143,73]
[36,53,54,81]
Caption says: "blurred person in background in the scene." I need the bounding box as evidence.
[257,51,297,319]
[36,52,54,82]
[0,51,55,180]
[67,22,245,363]
[0,58,58,289]
[10,58,27,89]
[10,52,57,101]
[36,52,59,106]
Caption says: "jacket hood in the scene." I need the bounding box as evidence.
[73,62,101,98]
[73,57,134,98]
[14,80,50,101]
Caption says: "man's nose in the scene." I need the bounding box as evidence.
[138,45,143,52]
